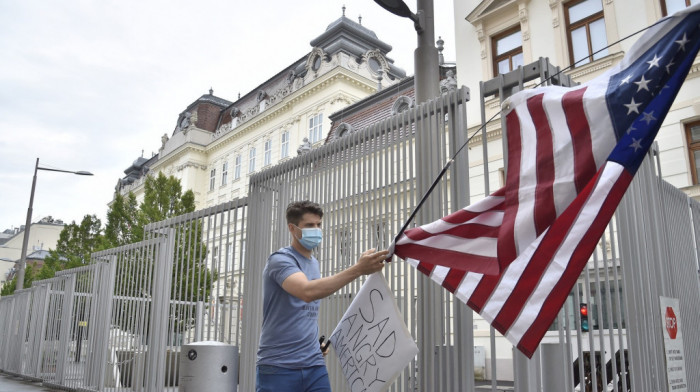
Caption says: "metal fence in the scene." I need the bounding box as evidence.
[0,198,249,392]
[1,75,700,391]
[240,86,472,391]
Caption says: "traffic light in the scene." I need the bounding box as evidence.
[580,303,589,332]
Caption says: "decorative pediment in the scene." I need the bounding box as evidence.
[467,0,517,24]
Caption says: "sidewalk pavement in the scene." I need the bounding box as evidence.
[0,373,57,392]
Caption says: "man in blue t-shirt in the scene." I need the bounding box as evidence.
[256,200,389,392]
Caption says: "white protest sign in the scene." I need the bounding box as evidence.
[660,296,688,392]
[329,272,418,392]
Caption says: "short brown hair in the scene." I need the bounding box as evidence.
[286,200,323,225]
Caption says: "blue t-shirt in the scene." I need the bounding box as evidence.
[256,246,325,368]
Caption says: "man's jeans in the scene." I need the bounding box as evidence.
[256,364,331,392]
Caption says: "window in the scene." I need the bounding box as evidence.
[221,162,228,186]
[264,140,272,166]
[234,154,241,180]
[311,55,322,71]
[661,0,700,16]
[565,0,608,67]
[225,243,233,271]
[686,121,700,184]
[368,56,382,74]
[249,147,256,173]
[492,27,523,76]
[209,169,216,191]
[213,246,219,265]
[392,96,413,115]
[335,123,354,139]
[309,113,323,143]
[281,131,289,158]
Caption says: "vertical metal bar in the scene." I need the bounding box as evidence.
[583,267,599,392]
[608,217,629,392]
[55,274,75,386]
[145,231,175,391]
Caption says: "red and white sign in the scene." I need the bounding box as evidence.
[665,306,678,339]
[660,297,687,392]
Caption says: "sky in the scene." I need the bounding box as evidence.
[0,0,457,230]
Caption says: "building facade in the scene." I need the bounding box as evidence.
[454,0,700,200]
[115,13,406,210]
[0,217,65,286]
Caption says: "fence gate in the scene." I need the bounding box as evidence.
[241,86,472,391]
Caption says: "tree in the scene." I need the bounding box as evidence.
[105,172,197,247]
[105,172,214,334]
[140,172,196,223]
[104,192,140,248]
[51,214,104,266]
[0,264,34,296]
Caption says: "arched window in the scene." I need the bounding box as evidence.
[392,96,414,115]
[336,123,354,139]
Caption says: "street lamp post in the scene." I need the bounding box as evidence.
[15,158,93,290]
[373,1,446,391]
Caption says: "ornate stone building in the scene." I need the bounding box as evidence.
[115,12,406,209]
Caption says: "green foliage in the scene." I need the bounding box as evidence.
[104,192,140,247]
[1,215,102,296]
[140,172,196,222]
[52,214,104,265]
[0,264,34,296]
[105,172,212,333]
[4,172,215,337]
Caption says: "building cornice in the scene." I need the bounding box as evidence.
[566,51,624,80]
[468,122,503,146]
[151,143,208,172]
[208,68,375,152]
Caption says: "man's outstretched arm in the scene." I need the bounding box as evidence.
[282,249,389,303]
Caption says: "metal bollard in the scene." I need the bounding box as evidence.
[179,341,238,392]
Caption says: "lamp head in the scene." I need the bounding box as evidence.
[373,0,417,21]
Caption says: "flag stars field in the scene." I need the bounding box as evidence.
[624,98,642,114]
[630,138,643,152]
[642,111,657,125]
[647,54,662,69]
[634,75,652,91]
[676,33,690,50]
[666,60,675,73]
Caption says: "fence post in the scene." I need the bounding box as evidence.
[84,259,117,390]
[26,284,49,379]
[54,274,76,386]
[144,230,175,391]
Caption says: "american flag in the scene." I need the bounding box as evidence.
[393,5,700,357]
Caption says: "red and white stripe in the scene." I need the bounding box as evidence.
[394,188,505,276]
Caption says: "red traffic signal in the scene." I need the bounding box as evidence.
[580,303,589,332]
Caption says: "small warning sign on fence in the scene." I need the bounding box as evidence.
[660,297,687,392]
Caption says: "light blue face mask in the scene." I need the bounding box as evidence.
[294,225,323,250]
